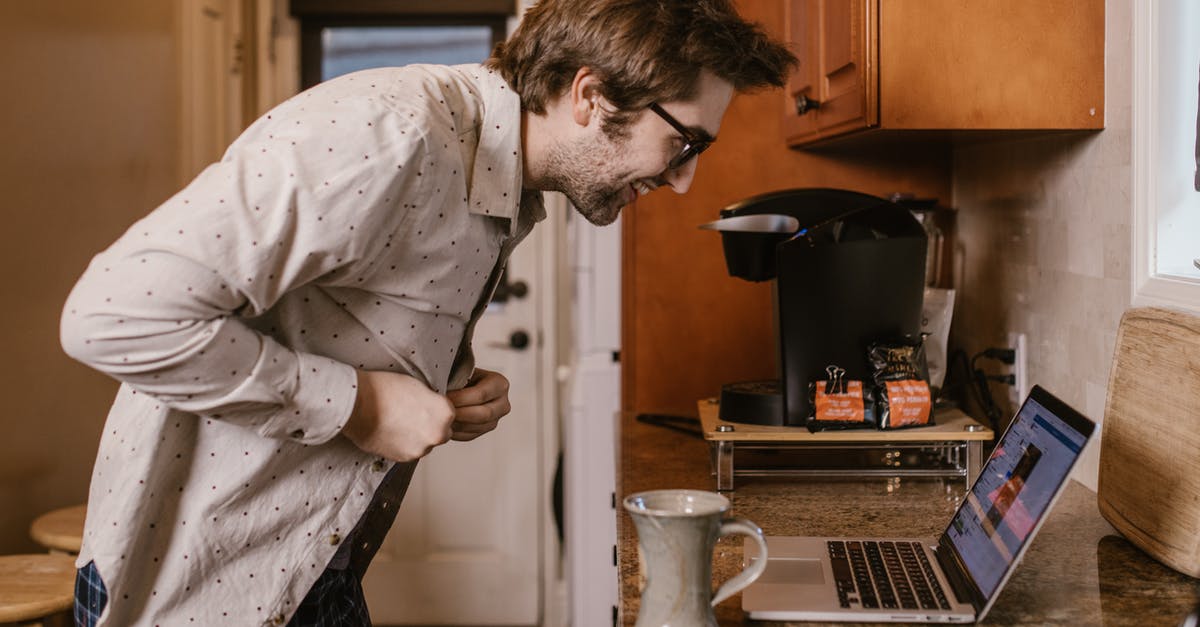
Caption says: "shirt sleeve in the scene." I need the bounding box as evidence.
[61,86,432,445]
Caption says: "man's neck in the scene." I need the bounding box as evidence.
[520,109,547,190]
[520,99,578,192]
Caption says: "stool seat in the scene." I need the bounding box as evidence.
[30,505,86,553]
[0,553,76,622]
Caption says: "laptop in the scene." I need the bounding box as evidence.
[741,385,1095,623]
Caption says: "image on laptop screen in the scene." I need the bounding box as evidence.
[943,394,1089,598]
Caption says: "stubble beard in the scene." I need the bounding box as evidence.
[541,134,631,227]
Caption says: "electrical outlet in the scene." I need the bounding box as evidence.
[1006,332,1028,405]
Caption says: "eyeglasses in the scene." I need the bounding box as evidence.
[648,102,715,170]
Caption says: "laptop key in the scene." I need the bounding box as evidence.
[830,554,854,583]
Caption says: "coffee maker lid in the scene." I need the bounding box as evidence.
[700,188,925,281]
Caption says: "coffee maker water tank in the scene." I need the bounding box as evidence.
[700,189,927,427]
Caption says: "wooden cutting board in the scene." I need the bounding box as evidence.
[1098,306,1200,578]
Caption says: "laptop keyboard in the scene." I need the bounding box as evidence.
[827,540,952,611]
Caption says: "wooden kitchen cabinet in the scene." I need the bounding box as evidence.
[782,0,1105,147]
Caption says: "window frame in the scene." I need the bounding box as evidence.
[1131,0,1200,311]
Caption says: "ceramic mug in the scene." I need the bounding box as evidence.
[623,489,768,626]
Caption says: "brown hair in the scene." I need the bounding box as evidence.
[487,0,796,127]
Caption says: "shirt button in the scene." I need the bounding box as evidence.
[371,460,386,472]
[272,614,286,625]
[328,533,342,546]
[289,429,305,439]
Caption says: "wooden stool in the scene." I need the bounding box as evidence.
[0,553,75,625]
[29,506,85,554]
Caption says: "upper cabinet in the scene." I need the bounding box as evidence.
[782,0,1105,148]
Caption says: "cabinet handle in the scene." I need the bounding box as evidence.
[794,94,820,116]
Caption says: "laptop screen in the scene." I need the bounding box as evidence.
[943,390,1091,599]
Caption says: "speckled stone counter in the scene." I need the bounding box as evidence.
[617,411,1200,626]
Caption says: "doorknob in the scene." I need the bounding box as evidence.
[507,330,530,350]
[509,280,529,298]
[490,268,529,303]
[488,330,531,351]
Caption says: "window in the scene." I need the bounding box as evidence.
[290,0,512,89]
[320,26,494,81]
[1133,0,1200,310]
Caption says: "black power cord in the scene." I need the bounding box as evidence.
[634,413,704,438]
[979,347,1016,364]
[944,347,1016,445]
[970,358,1003,443]
[967,347,1021,443]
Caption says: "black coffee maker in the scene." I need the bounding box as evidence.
[701,188,927,427]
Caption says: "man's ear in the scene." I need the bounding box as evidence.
[568,66,604,127]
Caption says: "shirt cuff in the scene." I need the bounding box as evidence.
[259,352,358,446]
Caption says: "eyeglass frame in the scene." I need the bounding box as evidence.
[647,102,715,170]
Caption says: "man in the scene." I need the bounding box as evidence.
[61,0,795,624]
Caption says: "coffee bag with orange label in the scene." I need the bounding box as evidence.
[806,365,877,432]
[868,339,934,429]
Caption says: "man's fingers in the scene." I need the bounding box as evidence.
[453,404,493,425]
[444,369,510,443]
[447,386,486,408]
[450,429,486,442]
[451,420,495,434]
[449,397,510,440]
[447,369,509,407]
[450,417,497,441]
[453,398,510,425]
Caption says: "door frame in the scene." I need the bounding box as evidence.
[179,0,250,183]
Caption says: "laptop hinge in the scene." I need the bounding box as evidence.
[933,545,977,609]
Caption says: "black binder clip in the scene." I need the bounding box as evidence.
[824,365,847,395]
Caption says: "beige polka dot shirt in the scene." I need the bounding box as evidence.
[60,63,543,626]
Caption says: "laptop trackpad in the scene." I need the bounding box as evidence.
[757,558,826,585]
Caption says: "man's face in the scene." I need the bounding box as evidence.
[546,71,735,226]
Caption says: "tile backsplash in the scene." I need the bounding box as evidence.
[950,0,1132,490]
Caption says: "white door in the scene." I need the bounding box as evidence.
[361,225,549,625]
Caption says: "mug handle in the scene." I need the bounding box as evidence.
[711,517,769,607]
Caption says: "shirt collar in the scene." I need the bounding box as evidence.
[466,66,540,236]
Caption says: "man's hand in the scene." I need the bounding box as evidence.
[341,370,455,462]
[446,368,511,441]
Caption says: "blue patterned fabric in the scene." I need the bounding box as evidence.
[74,561,371,626]
[74,561,107,627]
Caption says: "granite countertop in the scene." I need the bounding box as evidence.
[616,411,1200,626]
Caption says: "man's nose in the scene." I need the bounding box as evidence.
[661,157,699,194]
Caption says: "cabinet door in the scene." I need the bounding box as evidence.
[780,0,821,142]
[815,0,875,136]
[876,0,1104,130]
[782,0,877,146]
